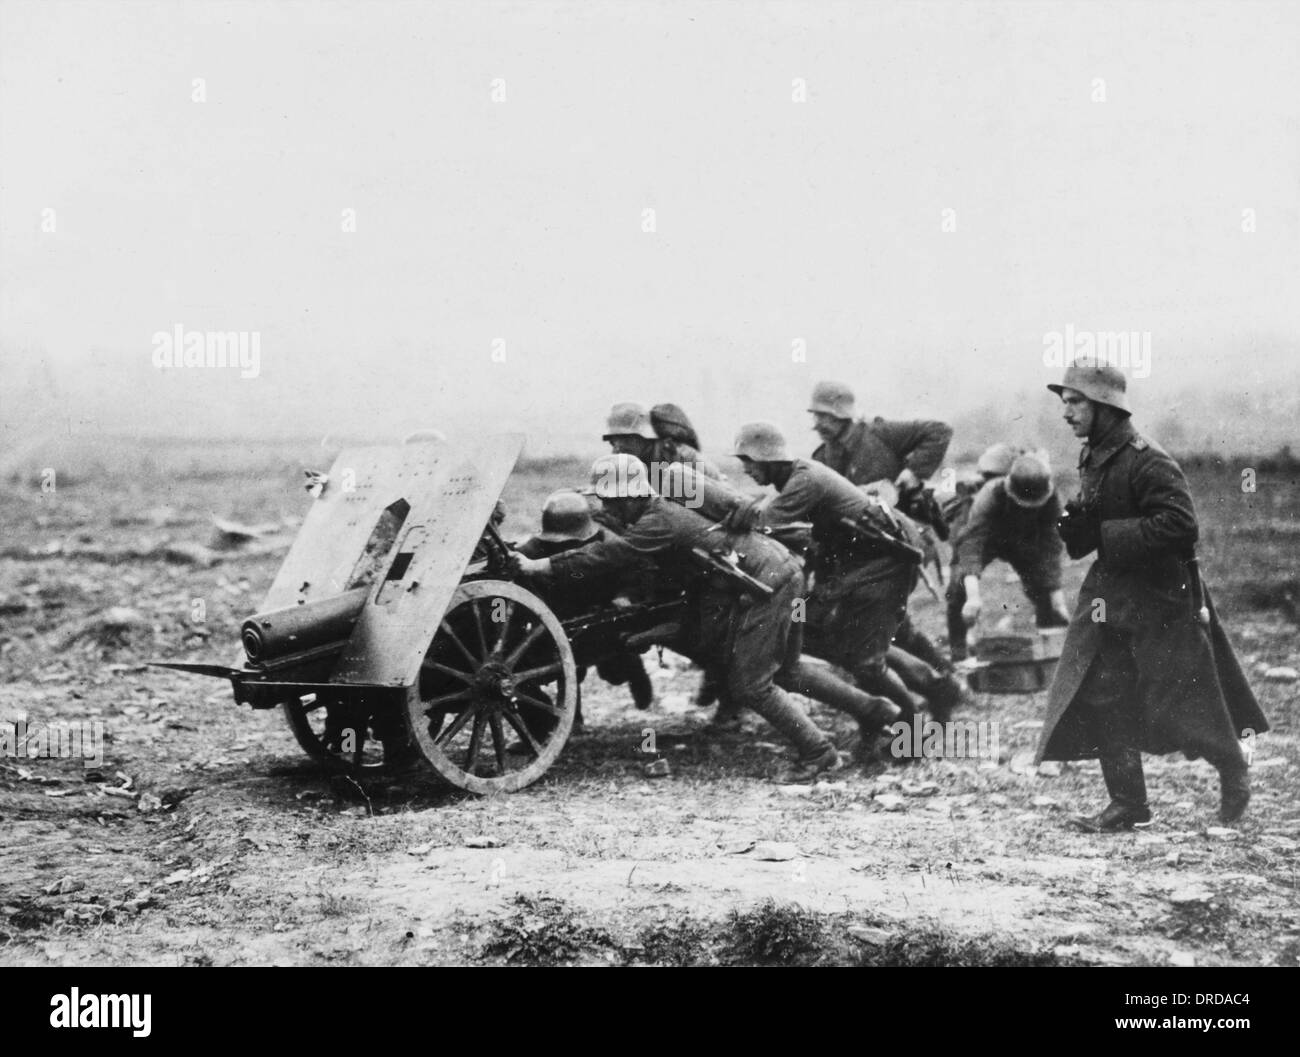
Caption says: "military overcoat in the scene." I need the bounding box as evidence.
[1036,419,1268,762]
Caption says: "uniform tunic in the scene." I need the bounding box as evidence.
[812,416,952,486]
[1036,418,1268,763]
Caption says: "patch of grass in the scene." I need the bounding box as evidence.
[481,895,618,966]
[720,899,829,966]
[853,925,1060,967]
[637,920,715,966]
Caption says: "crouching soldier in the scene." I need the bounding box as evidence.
[1038,360,1268,830]
[947,451,1071,661]
[730,422,970,723]
[515,454,879,780]
[516,490,656,714]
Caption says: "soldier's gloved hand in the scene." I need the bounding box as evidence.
[514,555,550,577]
[723,498,764,534]
[1057,500,1100,558]
[610,594,635,609]
[961,575,982,627]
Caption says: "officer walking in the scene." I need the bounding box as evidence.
[1037,360,1268,829]
[947,451,1070,660]
[514,454,850,781]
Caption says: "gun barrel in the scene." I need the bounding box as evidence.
[240,587,369,664]
[689,546,775,599]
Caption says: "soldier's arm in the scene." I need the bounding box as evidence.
[953,480,998,579]
[873,418,954,480]
[754,470,818,527]
[1100,448,1198,563]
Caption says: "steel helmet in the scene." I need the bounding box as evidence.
[536,490,599,543]
[649,403,701,449]
[807,380,856,420]
[1004,453,1054,509]
[602,402,657,440]
[1047,359,1130,413]
[589,453,657,498]
[977,442,1019,476]
[732,422,791,462]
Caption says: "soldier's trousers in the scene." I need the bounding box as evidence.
[802,562,911,682]
[696,569,833,761]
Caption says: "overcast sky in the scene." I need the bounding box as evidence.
[2,0,1297,455]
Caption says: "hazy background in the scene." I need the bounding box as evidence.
[3,0,1298,474]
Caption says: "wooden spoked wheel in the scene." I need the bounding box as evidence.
[283,692,418,775]
[404,580,577,794]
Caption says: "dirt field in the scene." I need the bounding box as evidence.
[2,445,1297,966]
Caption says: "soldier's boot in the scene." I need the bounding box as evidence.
[627,657,655,711]
[887,646,973,723]
[1072,749,1152,832]
[694,669,720,708]
[782,661,901,739]
[853,664,927,719]
[894,625,952,675]
[1216,759,1251,825]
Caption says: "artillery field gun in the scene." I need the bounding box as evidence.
[153,435,682,795]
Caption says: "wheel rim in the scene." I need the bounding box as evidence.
[282,693,416,775]
[405,580,577,794]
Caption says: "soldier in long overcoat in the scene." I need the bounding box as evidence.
[1036,360,1268,829]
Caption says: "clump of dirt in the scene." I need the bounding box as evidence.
[481,895,619,966]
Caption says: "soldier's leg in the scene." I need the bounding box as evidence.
[776,617,900,736]
[1073,629,1151,831]
[722,580,836,768]
[946,570,969,660]
[893,612,953,675]
[1007,554,1069,628]
[594,651,654,710]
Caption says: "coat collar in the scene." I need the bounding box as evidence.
[1081,416,1136,470]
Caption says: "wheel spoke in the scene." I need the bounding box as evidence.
[423,688,475,711]
[471,599,491,658]
[435,703,477,746]
[488,712,508,773]
[465,712,486,773]
[514,661,563,685]
[438,619,481,669]
[516,691,563,718]
[503,622,548,669]
[422,659,476,685]
[490,600,516,657]
[503,708,544,758]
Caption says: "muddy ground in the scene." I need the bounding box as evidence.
[1,447,1297,966]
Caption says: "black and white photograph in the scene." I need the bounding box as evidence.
[1,0,1296,993]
